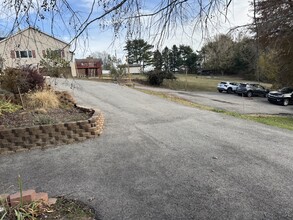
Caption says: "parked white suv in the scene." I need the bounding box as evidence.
[217,81,238,94]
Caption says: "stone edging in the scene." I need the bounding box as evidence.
[0,105,105,155]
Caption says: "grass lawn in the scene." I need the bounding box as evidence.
[163,74,272,92]
[244,115,293,130]
[131,74,272,92]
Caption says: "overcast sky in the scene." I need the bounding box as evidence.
[73,0,253,60]
[0,0,253,61]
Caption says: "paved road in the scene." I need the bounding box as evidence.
[135,85,293,115]
[1,79,293,219]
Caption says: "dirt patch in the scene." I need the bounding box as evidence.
[38,197,98,220]
[1,197,98,220]
[0,107,92,129]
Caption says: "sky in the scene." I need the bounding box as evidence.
[73,0,253,60]
[0,0,253,61]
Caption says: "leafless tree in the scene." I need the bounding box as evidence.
[0,0,235,47]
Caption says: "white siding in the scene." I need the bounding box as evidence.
[0,28,71,69]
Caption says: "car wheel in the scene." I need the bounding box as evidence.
[227,88,232,94]
[237,93,242,96]
[283,98,289,106]
[247,91,252,97]
[218,90,223,93]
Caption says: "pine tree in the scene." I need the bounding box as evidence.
[153,50,163,71]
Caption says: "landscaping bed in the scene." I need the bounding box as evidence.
[0,107,91,129]
[0,89,104,154]
[1,196,97,220]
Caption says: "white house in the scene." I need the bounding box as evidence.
[127,64,141,74]
[0,27,73,69]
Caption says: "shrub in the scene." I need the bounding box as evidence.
[146,71,176,86]
[40,67,72,78]
[0,100,21,115]
[0,67,44,94]
[27,90,60,109]
[110,65,127,83]
[34,115,55,125]
[22,67,45,91]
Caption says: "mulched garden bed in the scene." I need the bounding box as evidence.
[0,107,92,129]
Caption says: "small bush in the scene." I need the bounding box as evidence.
[146,71,176,86]
[0,100,21,115]
[40,67,72,78]
[22,67,45,91]
[0,67,44,94]
[110,65,127,83]
[34,115,55,125]
[27,90,60,109]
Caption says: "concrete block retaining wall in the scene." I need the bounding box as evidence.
[0,92,104,155]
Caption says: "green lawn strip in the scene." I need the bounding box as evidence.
[244,115,293,130]
[136,88,293,131]
[132,74,272,92]
[163,74,272,92]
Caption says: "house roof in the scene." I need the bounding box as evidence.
[75,58,103,63]
[75,58,103,69]
[129,64,141,67]
[0,27,70,46]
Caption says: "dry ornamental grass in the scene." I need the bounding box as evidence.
[27,90,60,109]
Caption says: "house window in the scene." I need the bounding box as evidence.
[43,49,65,58]
[15,50,33,58]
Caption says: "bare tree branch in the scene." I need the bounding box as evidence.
[0,0,236,50]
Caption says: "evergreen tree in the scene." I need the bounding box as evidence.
[179,45,195,73]
[186,52,198,74]
[170,45,181,72]
[162,47,170,72]
[153,50,163,71]
[124,39,154,72]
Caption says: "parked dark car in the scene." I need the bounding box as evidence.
[267,87,293,106]
[236,83,269,97]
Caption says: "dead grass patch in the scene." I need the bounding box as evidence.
[26,90,60,109]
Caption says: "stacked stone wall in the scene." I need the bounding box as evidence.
[0,91,104,155]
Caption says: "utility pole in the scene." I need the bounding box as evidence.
[254,0,260,83]
[126,56,131,84]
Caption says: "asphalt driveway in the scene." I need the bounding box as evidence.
[1,79,293,219]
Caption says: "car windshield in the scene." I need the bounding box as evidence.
[280,87,293,93]
[239,83,247,87]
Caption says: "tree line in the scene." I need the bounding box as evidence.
[124,39,199,74]
[122,0,293,87]
[2,0,290,86]
[200,0,293,86]
[123,36,257,77]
